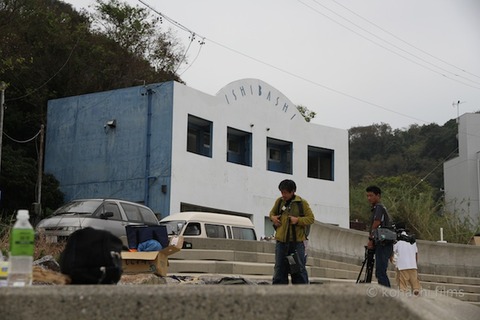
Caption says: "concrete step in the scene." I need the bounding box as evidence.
[169,260,274,275]
[171,238,480,305]
[421,281,480,294]
[169,259,361,280]
[172,249,360,272]
[418,273,480,286]
[171,249,480,288]
[169,248,480,302]
[172,249,275,264]
[419,282,480,303]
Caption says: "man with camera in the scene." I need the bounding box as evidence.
[270,179,314,284]
[366,185,393,287]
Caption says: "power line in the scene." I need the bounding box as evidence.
[6,39,80,102]
[328,0,480,81]
[137,1,479,125]
[136,0,433,125]
[4,128,42,144]
[299,0,480,89]
[206,37,430,124]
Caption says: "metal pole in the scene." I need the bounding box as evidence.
[452,100,466,123]
[0,81,7,176]
[36,124,44,219]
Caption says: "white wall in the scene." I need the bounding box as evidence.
[444,113,480,222]
[168,79,350,235]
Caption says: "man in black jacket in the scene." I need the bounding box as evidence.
[366,185,393,287]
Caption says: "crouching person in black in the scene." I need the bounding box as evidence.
[270,179,315,284]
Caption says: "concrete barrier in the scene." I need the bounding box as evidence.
[0,284,478,320]
[307,221,480,277]
[184,221,480,278]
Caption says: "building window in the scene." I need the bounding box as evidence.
[227,127,252,166]
[267,137,292,174]
[308,146,334,180]
[187,114,212,157]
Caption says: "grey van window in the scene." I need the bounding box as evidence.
[232,227,256,240]
[100,203,122,220]
[205,224,226,238]
[184,223,201,236]
[122,203,142,222]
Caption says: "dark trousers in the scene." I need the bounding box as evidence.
[272,241,309,284]
[375,242,393,287]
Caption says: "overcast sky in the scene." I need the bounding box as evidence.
[65,0,480,130]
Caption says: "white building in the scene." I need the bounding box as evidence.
[45,79,350,236]
[443,113,480,223]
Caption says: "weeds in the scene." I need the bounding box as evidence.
[0,224,65,261]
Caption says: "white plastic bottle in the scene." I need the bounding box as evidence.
[7,210,35,286]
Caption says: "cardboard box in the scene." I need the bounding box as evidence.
[121,236,184,276]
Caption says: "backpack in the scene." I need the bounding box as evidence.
[277,198,310,238]
[60,227,123,284]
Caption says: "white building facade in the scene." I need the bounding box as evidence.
[45,79,350,236]
[443,113,480,223]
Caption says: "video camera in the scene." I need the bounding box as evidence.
[373,223,416,245]
[393,225,416,244]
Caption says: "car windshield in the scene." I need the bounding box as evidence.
[159,220,186,235]
[53,200,103,216]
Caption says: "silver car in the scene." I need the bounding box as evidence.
[36,199,159,245]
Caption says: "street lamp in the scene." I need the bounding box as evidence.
[0,81,7,176]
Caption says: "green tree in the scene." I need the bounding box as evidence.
[296,105,316,122]
[91,0,185,74]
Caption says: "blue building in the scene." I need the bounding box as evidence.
[45,79,350,236]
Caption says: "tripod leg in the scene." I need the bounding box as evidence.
[356,257,367,284]
[365,248,375,283]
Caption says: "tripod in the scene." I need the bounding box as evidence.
[356,246,375,283]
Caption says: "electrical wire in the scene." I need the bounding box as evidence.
[4,128,41,144]
[6,39,80,102]
[412,147,459,190]
[328,0,480,81]
[299,0,480,90]
[136,0,478,126]
[179,35,205,77]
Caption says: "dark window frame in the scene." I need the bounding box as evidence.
[227,127,252,166]
[307,145,334,181]
[267,137,292,174]
[187,114,213,157]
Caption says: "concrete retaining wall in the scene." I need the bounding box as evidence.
[307,222,480,277]
[186,221,480,278]
[1,284,478,320]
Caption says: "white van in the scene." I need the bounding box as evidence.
[159,211,257,241]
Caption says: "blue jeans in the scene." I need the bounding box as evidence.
[375,243,393,287]
[272,241,309,284]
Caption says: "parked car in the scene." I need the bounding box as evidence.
[36,199,159,244]
[159,211,257,240]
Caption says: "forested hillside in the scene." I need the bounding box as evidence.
[0,0,183,219]
[349,121,458,188]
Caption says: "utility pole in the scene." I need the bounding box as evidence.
[0,81,7,177]
[36,125,45,220]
